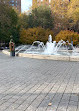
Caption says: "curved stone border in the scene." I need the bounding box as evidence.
[2,50,79,62]
[18,53,70,61]
[2,50,10,56]
[18,53,79,62]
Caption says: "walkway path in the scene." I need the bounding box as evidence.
[0,52,79,111]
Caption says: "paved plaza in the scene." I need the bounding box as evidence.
[0,52,79,111]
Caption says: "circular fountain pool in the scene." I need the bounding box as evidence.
[15,35,79,56]
[2,35,79,61]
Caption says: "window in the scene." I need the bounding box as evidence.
[12,4,14,6]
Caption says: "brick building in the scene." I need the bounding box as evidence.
[0,0,21,13]
[9,0,21,13]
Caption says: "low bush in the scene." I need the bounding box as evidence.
[20,27,54,44]
[55,30,79,45]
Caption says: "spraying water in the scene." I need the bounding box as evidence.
[44,35,56,55]
[15,34,79,56]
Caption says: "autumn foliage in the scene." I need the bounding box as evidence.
[20,27,54,44]
[55,30,79,45]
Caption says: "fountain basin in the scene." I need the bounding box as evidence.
[2,34,79,62]
[19,53,70,61]
[2,50,10,56]
[2,49,79,61]
[18,53,79,61]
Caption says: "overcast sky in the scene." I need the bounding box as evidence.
[21,0,32,12]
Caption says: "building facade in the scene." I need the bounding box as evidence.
[0,0,21,13]
[9,0,21,13]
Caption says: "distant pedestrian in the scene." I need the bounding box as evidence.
[9,39,15,57]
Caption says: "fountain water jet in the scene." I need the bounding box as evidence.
[15,34,79,56]
[44,35,57,55]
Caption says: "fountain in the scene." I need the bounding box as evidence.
[24,41,45,54]
[15,34,77,56]
[3,34,79,61]
[44,35,57,55]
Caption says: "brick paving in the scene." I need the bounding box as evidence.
[0,52,79,111]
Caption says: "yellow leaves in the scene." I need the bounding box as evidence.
[55,30,79,45]
[67,0,79,23]
[20,27,54,44]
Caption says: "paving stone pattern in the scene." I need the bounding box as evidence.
[0,52,79,111]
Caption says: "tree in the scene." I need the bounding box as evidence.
[67,0,79,32]
[51,0,69,34]
[0,1,19,44]
[67,0,79,23]
[28,5,54,29]
[18,14,29,29]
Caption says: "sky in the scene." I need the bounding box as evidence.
[21,0,32,12]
